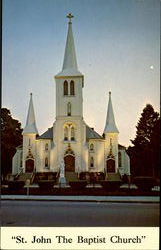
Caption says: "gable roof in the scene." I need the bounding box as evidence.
[37,127,53,140]
[86,125,103,140]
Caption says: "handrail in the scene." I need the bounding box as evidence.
[15,168,23,179]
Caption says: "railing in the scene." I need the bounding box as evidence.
[14,168,23,179]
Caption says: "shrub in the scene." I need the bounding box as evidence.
[69,180,87,190]
[100,180,121,191]
[79,172,90,180]
[34,172,58,182]
[97,172,105,180]
[8,181,25,190]
[38,180,56,189]
[133,176,156,191]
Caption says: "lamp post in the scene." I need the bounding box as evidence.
[26,179,30,198]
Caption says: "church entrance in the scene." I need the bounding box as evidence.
[25,159,34,173]
[106,159,115,173]
[64,155,75,172]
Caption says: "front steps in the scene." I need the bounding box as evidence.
[65,171,79,183]
[106,173,121,181]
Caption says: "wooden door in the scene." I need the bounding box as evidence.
[25,159,34,172]
[64,155,75,172]
[106,159,115,173]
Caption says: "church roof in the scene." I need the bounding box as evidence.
[55,14,83,77]
[37,127,53,140]
[86,125,103,140]
[23,93,38,134]
[104,92,119,133]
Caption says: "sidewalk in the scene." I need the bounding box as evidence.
[1,194,160,203]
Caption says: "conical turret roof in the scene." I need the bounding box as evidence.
[23,93,38,134]
[104,92,119,133]
[56,14,83,77]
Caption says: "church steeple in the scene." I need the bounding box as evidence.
[56,13,83,77]
[104,92,119,133]
[62,13,78,71]
[23,93,38,134]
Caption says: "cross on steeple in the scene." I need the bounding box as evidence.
[67,13,74,23]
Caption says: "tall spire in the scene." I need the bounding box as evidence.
[23,93,38,134]
[56,13,83,77]
[62,13,78,70]
[104,92,119,133]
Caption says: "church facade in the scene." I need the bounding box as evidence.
[12,15,130,179]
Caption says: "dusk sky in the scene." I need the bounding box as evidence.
[2,0,160,147]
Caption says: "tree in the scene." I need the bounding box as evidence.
[149,119,160,178]
[128,104,160,179]
[1,108,23,179]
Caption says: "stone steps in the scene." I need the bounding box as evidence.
[65,171,79,182]
[106,173,121,181]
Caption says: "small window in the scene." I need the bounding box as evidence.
[70,80,75,95]
[90,157,94,168]
[64,81,68,95]
[64,126,68,141]
[71,127,75,141]
[45,157,49,168]
[67,102,71,116]
[90,144,94,151]
[45,143,48,151]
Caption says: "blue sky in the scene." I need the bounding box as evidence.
[2,0,160,146]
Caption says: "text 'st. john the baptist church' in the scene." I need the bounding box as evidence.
[12,14,130,180]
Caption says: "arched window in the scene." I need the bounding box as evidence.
[90,157,94,168]
[45,143,48,151]
[45,157,49,168]
[64,126,68,141]
[70,80,75,95]
[64,81,68,95]
[90,144,94,151]
[67,102,71,116]
[71,127,75,141]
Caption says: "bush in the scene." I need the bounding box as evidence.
[121,174,129,184]
[97,172,105,180]
[89,173,97,183]
[34,172,58,182]
[8,181,25,190]
[79,172,90,180]
[38,180,56,189]
[133,176,156,191]
[100,180,122,191]
[69,180,87,190]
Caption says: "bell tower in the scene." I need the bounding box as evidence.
[22,93,38,172]
[55,13,84,119]
[53,14,87,173]
[104,92,119,173]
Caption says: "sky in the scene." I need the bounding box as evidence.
[2,0,160,147]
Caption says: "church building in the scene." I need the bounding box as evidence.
[12,14,130,180]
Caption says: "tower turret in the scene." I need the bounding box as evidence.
[23,93,38,134]
[104,91,119,134]
[22,93,38,172]
[104,92,119,173]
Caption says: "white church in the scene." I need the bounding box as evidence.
[12,14,130,181]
